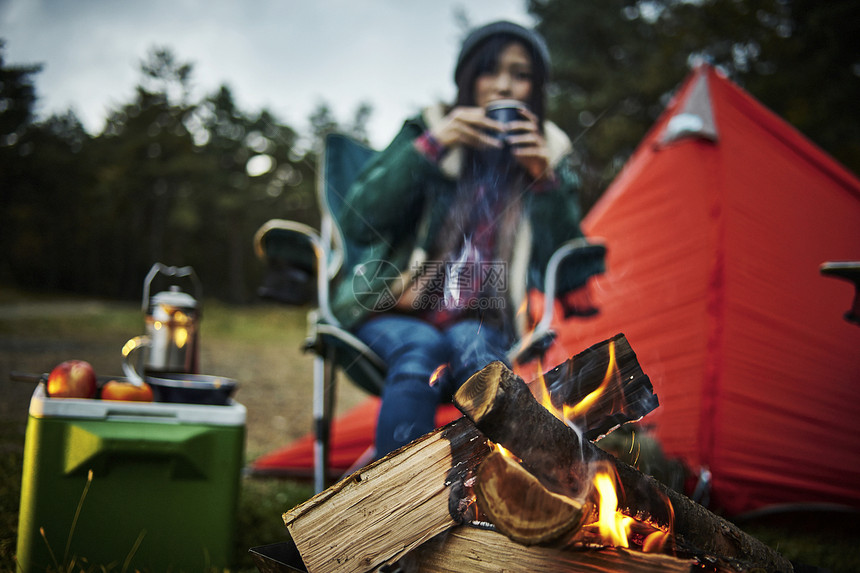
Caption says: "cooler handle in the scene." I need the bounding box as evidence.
[64,422,212,479]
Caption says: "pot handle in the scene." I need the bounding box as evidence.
[121,336,150,387]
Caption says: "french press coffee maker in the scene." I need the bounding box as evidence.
[122,263,202,384]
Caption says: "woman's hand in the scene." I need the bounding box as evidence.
[506,107,552,181]
[430,106,504,150]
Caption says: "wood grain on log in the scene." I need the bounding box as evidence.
[474,448,590,545]
[400,526,698,573]
[282,417,488,573]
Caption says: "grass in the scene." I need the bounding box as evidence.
[0,421,26,570]
[0,290,324,572]
[2,290,860,572]
[737,510,860,573]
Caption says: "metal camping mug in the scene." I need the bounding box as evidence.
[485,99,527,143]
[481,99,527,175]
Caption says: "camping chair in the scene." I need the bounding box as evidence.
[254,132,605,492]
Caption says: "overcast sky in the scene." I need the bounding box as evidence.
[0,0,533,148]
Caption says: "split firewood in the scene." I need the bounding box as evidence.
[454,359,794,573]
[473,447,591,545]
[455,361,588,497]
[539,332,659,440]
[399,525,700,573]
[282,417,490,573]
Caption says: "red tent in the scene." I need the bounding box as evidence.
[544,64,860,516]
[250,398,462,480]
[251,65,860,516]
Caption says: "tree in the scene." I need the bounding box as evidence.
[308,100,375,148]
[0,39,41,256]
[0,39,40,144]
[139,47,193,107]
[182,85,319,302]
[348,101,374,145]
[92,47,200,297]
[308,101,339,151]
[0,40,97,290]
[528,0,860,211]
[0,40,367,303]
[736,0,860,172]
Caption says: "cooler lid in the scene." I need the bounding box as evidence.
[28,384,246,426]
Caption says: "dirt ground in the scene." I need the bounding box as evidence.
[0,298,369,462]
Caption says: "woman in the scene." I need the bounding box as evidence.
[330,20,604,456]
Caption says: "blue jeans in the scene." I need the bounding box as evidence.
[356,315,512,456]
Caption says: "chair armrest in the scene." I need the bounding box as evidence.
[508,238,606,364]
[253,220,333,314]
[507,329,557,365]
[820,261,860,325]
[254,219,323,266]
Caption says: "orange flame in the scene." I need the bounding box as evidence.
[527,363,564,422]
[529,340,623,429]
[642,530,671,553]
[428,363,447,387]
[493,441,521,462]
[567,340,616,419]
[592,467,632,548]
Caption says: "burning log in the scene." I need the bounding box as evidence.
[400,526,697,573]
[454,358,794,573]
[538,332,659,440]
[474,447,590,545]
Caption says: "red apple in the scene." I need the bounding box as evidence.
[46,360,97,399]
[101,379,154,402]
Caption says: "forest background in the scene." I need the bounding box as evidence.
[1,0,857,303]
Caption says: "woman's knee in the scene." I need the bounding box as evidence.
[357,315,450,385]
[358,316,444,358]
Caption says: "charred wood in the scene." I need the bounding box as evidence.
[540,333,659,440]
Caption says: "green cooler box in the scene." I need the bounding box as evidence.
[17,384,246,572]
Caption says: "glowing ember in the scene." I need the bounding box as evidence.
[642,529,671,553]
[572,461,673,552]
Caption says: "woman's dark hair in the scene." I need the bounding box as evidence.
[455,33,547,126]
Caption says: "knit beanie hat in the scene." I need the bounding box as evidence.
[454,21,551,84]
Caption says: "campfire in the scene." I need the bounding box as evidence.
[282,334,792,573]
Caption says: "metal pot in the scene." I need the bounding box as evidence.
[10,372,237,406]
[145,373,238,406]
